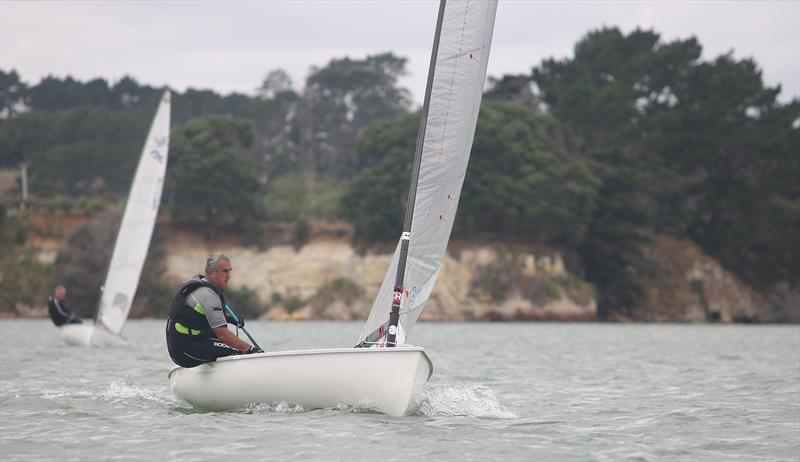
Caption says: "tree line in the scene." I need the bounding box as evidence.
[1,27,797,318]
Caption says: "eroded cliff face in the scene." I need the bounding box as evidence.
[634,236,773,322]
[163,233,794,323]
[8,217,792,323]
[164,235,597,322]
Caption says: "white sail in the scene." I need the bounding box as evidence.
[96,90,171,335]
[358,0,498,345]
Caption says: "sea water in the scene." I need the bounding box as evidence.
[0,320,798,461]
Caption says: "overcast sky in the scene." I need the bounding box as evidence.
[2,0,798,104]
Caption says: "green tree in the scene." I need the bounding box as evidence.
[485,74,538,107]
[531,27,701,315]
[26,76,114,111]
[0,69,29,118]
[532,26,799,314]
[342,113,418,241]
[257,69,294,100]
[110,76,160,111]
[299,52,412,180]
[261,172,307,222]
[579,149,652,318]
[172,89,228,126]
[459,100,599,248]
[241,70,303,180]
[534,27,702,153]
[0,106,151,193]
[5,71,162,114]
[651,55,800,287]
[343,100,599,248]
[166,116,260,239]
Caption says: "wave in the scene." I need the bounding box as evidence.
[101,382,177,406]
[243,401,308,414]
[416,383,517,418]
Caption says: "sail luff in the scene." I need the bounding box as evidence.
[358,0,498,346]
[385,0,448,347]
[96,90,171,335]
[403,0,447,234]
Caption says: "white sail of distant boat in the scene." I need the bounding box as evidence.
[96,90,171,334]
[61,90,171,346]
[169,0,497,416]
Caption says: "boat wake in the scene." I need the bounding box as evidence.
[243,401,308,414]
[244,401,399,415]
[101,382,177,406]
[416,383,517,419]
[225,384,516,418]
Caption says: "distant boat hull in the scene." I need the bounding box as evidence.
[59,323,126,347]
[169,346,433,416]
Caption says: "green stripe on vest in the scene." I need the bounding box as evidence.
[175,322,201,336]
[193,303,205,315]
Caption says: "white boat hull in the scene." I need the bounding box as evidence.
[59,323,126,347]
[169,346,433,416]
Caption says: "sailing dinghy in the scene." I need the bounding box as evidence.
[169,0,497,416]
[61,90,172,346]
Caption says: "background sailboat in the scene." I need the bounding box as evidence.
[61,90,172,346]
[169,0,497,416]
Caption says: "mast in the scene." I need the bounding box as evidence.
[386,0,447,347]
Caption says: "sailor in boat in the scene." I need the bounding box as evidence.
[166,252,262,367]
[48,285,82,326]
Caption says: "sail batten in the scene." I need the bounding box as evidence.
[96,90,171,335]
[358,0,497,346]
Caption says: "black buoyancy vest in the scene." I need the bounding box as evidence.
[167,276,226,336]
[48,297,68,326]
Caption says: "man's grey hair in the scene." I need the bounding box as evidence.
[205,252,231,274]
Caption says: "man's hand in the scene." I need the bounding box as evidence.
[225,311,245,328]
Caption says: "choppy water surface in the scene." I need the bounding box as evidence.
[1,320,798,461]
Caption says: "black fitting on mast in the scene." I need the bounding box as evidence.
[387,233,410,346]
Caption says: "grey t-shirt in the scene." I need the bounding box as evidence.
[185,285,227,329]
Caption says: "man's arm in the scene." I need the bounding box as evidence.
[52,299,71,317]
[187,287,253,352]
[212,326,252,352]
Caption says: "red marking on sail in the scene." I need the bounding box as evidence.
[469,53,481,64]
